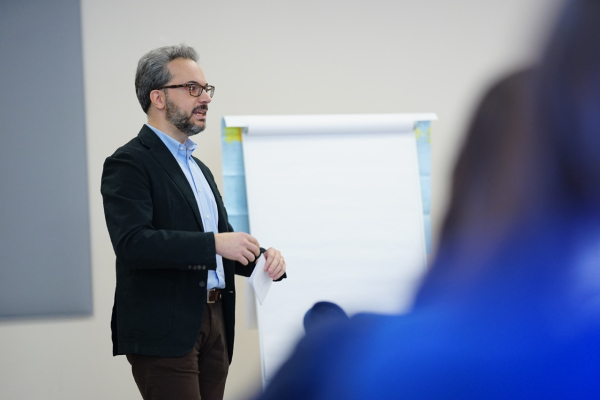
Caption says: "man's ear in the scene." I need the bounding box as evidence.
[149,89,166,110]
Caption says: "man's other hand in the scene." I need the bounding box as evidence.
[263,247,286,280]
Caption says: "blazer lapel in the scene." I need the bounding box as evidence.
[137,125,204,230]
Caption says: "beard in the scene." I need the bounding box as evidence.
[165,96,206,137]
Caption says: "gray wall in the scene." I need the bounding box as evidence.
[0,0,91,317]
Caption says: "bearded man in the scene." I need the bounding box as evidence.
[101,44,286,400]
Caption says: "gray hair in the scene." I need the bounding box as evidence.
[135,44,199,113]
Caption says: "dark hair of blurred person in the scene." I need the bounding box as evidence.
[414,69,541,307]
[536,0,600,210]
[415,0,600,310]
[253,1,600,398]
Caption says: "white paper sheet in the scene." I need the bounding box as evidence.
[249,255,272,305]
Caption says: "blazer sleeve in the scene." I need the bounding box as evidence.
[101,149,218,271]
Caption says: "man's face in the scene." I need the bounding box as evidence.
[163,58,212,137]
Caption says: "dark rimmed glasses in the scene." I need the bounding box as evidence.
[157,83,215,98]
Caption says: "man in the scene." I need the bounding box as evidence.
[101,44,286,400]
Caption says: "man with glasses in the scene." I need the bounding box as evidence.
[101,44,286,400]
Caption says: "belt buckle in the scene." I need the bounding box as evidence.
[207,289,220,304]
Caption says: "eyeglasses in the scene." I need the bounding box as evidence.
[157,83,215,98]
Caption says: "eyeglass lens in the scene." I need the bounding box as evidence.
[190,84,214,98]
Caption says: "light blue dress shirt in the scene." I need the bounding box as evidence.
[147,124,225,289]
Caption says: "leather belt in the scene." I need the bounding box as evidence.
[207,289,222,304]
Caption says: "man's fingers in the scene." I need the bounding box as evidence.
[242,248,257,263]
[267,257,282,273]
[263,257,272,270]
[265,254,285,279]
[262,248,280,270]
[242,235,260,258]
[247,235,260,247]
[268,264,280,278]
[270,259,285,280]
[248,243,260,258]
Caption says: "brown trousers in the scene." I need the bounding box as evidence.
[126,302,229,400]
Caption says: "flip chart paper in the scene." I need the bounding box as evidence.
[237,114,430,383]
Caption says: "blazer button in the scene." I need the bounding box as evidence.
[188,265,193,270]
[201,265,207,270]
[199,281,206,288]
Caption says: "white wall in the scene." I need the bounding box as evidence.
[0,1,563,399]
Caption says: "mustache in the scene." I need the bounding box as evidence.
[192,105,208,113]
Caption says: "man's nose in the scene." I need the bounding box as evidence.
[198,90,212,104]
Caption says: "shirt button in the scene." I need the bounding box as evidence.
[206,215,210,219]
[199,281,206,288]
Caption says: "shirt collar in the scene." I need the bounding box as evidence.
[146,123,198,158]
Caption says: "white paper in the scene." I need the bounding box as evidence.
[249,255,272,305]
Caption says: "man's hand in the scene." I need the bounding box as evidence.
[214,232,260,265]
[263,247,286,280]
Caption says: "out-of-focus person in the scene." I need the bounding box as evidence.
[252,1,600,398]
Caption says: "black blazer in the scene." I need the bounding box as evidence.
[101,125,257,361]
